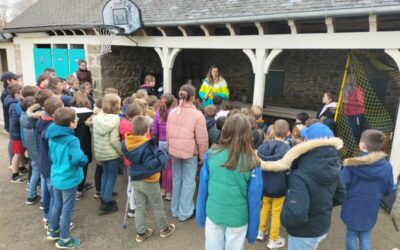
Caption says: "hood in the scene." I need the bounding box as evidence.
[262,138,343,185]
[20,111,33,129]
[259,140,291,172]
[4,95,17,108]
[206,117,216,129]
[26,103,44,119]
[36,115,54,132]
[93,112,120,135]
[123,134,153,165]
[46,123,74,139]
[125,133,148,152]
[343,151,389,181]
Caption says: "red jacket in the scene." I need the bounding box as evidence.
[345,86,365,116]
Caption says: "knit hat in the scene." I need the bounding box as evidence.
[300,122,334,140]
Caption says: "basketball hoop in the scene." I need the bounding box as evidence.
[95,26,117,57]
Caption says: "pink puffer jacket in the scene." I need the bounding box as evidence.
[166,102,208,160]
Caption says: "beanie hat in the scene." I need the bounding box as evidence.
[300,122,334,140]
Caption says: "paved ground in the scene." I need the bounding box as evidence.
[0,133,399,250]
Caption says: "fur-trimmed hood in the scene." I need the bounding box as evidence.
[343,151,387,167]
[261,137,343,172]
[26,103,44,119]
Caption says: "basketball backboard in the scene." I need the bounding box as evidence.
[102,0,143,35]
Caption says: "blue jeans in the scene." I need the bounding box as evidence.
[42,175,54,221]
[171,156,198,221]
[205,217,248,250]
[288,234,327,250]
[346,228,371,250]
[27,160,40,199]
[50,187,77,239]
[101,158,120,202]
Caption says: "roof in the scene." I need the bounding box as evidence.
[0,32,13,42]
[4,0,400,32]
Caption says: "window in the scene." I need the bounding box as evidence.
[265,70,285,97]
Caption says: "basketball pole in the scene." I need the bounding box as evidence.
[334,53,351,122]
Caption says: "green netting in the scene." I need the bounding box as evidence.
[335,51,395,158]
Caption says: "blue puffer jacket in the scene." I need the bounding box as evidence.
[3,95,17,133]
[35,114,54,178]
[341,151,394,232]
[8,98,21,140]
[20,111,37,160]
[258,140,291,198]
[47,123,88,190]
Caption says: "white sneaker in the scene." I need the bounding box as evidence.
[256,231,265,241]
[267,237,286,250]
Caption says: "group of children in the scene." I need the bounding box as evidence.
[1,67,398,250]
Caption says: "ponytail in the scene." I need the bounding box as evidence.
[159,93,174,121]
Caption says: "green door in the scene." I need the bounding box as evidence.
[69,49,85,75]
[33,48,52,79]
[52,48,69,78]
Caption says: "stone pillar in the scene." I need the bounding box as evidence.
[154,47,181,94]
[86,44,102,97]
[384,49,400,183]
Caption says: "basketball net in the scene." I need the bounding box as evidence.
[95,27,117,57]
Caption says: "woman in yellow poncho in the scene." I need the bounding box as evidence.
[199,65,230,107]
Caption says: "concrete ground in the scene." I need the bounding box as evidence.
[0,133,399,250]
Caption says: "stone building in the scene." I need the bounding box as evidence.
[3,0,400,180]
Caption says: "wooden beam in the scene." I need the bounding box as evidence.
[288,20,298,34]
[157,27,167,37]
[325,17,335,33]
[369,15,378,32]
[178,26,188,36]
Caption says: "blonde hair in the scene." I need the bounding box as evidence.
[102,93,121,114]
[135,98,148,114]
[250,105,263,119]
[135,89,148,99]
[273,119,290,138]
[144,75,155,83]
[71,91,91,108]
[104,87,119,95]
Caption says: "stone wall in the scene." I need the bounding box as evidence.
[86,45,102,97]
[100,46,162,98]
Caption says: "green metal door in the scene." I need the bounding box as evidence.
[69,49,85,75]
[52,48,69,78]
[33,48,52,79]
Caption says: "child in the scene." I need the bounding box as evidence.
[79,82,95,110]
[71,91,94,200]
[21,96,41,204]
[196,113,263,249]
[122,115,175,242]
[215,100,232,120]
[250,105,268,133]
[248,116,264,149]
[6,84,25,182]
[213,95,223,111]
[65,75,79,97]
[257,120,291,249]
[46,107,88,249]
[36,73,50,90]
[121,96,134,114]
[147,95,159,118]
[167,84,208,222]
[119,102,144,217]
[278,122,346,249]
[291,112,309,141]
[139,74,156,96]
[204,105,220,147]
[93,93,122,215]
[36,96,64,228]
[341,129,394,250]
[135,89,149,101]
[151,93,174,201]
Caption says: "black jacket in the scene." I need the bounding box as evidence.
[277,138,346,237]
[258,140,291,197]
[72,107,93,163]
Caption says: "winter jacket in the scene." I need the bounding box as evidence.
[75,69,92,84]
[61,95,72,107]
[8,98,21,140]
[20,110,39,161]
[93,111,122,161]
[122,133,167,182]
[47,123,88,190]
[205,116,220,147]
[71,107,93,163]
[35,114,54,178]
[341,152,394,232]
[3,95,17,133]
[166,102,208,160]
[1,89,9,131]
[151,108,170,142]
[278,138,346,237]
[199,78,230,107]
[256,119,269,134]
[196,149,262,244]
[344,86,365,116]
[252,128,264,149]
[258,140,291,198]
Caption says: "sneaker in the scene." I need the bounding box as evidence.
[40,202,44,210]
[75,191,85,201]
[83,182,93,191]
[136,228,153,243]
[26,195,41,205]
[161,190,166,197]
[98,200,118,215]
[18,166,28,174]
[127,209,135,218]
[11,174,27,183]
[178,210,195,222]
[47,229,60,241]
[94,191,118,199]
[55,237,81,249]
[160,224,176,238]
[267,237,286,250]
[165,193,172,201]
[257,231,265,241]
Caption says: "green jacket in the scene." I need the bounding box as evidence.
[206,148,252,227]
[93,111,122,161]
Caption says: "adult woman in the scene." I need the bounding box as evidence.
[167,84,208,221]
[199,65,230,107]
[74,59,92,84]
[317,92,337,131]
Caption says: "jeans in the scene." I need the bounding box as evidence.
[288,234,327,250]
[346,228,371,250]
[27,160,40,199]
[133,180,169,234]
[42,175,54,221]
[101,158,120,202]
[259,196,285,240]
[50,187,77,239]
[159,141,172,194]
[205,217,248,250]
[171,156,198,220]
[347,114,369,143]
